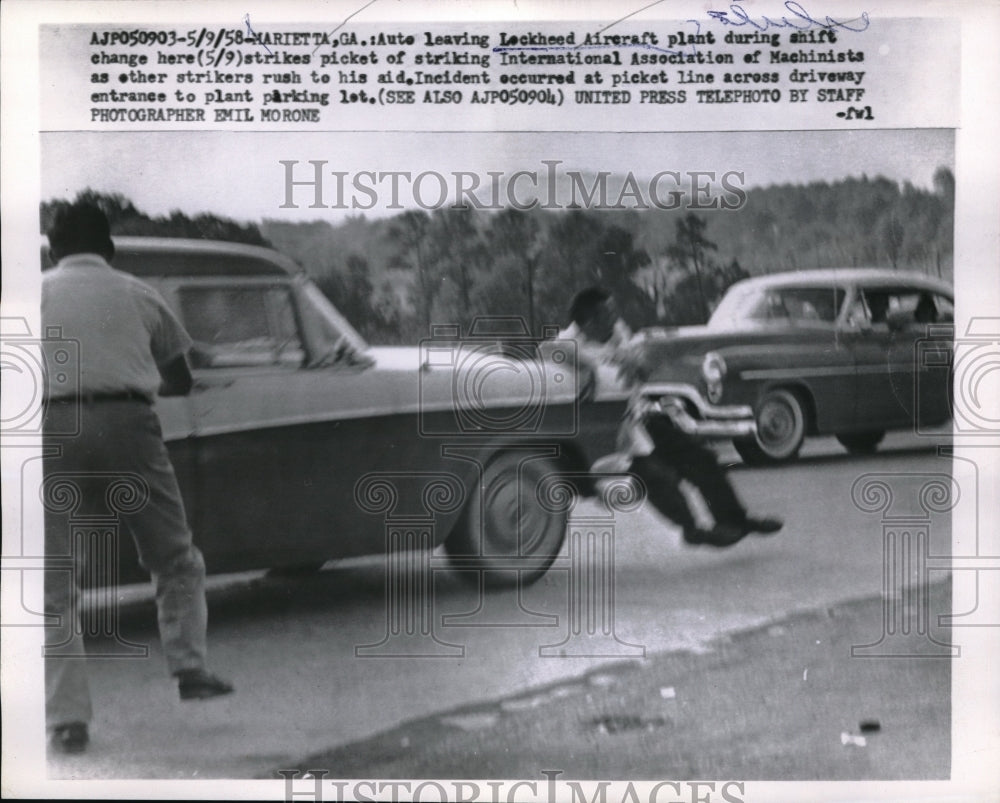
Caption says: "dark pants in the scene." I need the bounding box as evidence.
[43,399,208,729]
[630,416,747,530]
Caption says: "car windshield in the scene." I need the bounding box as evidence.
[709,284,845,328]
[295,277,369,357]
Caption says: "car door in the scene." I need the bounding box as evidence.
[766,285,857,435]
[843,284,925,429]
[726,284,856,436]
[912,291,954,426]
[170,277,402,571]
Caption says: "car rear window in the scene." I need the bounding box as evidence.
[855,287,955,327]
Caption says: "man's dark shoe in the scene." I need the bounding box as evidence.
[50,722,89,754]
[683,524,747,548]
[176,669,234,701]
[743,516,784,535]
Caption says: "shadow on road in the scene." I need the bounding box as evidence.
[108,556,487,633]
[721,437,950,472]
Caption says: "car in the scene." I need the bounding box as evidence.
[41,237,626,586]
[631,269,954,464]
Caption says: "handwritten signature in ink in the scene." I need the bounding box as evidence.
[243,12,273,54]
[706,1,870,32]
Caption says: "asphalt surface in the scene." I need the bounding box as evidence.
[42,429,962,783]
[293,578,952,781]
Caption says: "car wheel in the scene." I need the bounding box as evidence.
[836,430,885,455]
[734,388,807,465]
[445,451,567,588]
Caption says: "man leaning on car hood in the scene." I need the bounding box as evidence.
[559,286,783,547]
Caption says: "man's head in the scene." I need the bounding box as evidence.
[47,202,115,263]
[568,286,617,344]
[866,291,889,323]
[914,292,938,324]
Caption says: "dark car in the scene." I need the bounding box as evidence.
[41,237,624,585]
[631,269,954,464]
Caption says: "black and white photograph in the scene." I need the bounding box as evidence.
[2,2,998,800]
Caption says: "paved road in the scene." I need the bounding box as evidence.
[49,430,953,779]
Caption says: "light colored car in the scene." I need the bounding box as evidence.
[41,237,624,585]
[632,269,954,464]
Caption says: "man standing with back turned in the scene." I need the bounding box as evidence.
[42,203,233,755]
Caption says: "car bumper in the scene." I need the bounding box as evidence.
[636,382,757,439]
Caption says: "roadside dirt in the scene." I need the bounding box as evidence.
[288,578,951,781]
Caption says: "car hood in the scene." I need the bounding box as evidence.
[366,344,585,409]
[366,345,427,372]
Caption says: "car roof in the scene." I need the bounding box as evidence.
[41,236,301,278]
[733,268,953,295]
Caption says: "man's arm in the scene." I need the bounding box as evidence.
[135,280,195,394]
[614,338,650,387]
[158,353,193,396]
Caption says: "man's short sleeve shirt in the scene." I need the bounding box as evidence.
[42,253,192,400]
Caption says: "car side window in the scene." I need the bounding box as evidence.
[906,292,953,326]
[852,287,953,330]
[763,287,843,324]
[859,289,891,327]
[179,285,305,368]
[932,294,954,323]
[845,294,868,327]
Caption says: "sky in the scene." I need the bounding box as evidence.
[40,128,953,224]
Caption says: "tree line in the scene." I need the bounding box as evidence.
[42,169,954,343]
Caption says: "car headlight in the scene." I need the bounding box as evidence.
[701,351,726,404]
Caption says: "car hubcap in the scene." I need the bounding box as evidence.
[760,401,794,447]
[484,470,545,555]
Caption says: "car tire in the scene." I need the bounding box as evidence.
[445,451,567,588]
[734,388,807,465]
[835,430,885,455]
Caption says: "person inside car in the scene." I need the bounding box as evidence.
[914,292,939,324]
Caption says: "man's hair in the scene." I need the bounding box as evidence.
[914,292,938,323]
[568,286,611,326]
[866,292,889,323]
[47,202,115,260]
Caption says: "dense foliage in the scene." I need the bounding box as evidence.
[42,169,953,343]
[40,190,272,248]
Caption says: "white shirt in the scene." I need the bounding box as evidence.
[556,319,654,457]
[556,319,635,367]
[42,253,192,400]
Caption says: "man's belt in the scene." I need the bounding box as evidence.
[47,391,151,405]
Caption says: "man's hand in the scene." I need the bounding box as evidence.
[311,336,375,369]
[614,342,649,387]
[345,347,376,369]
[158,354,193,396]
